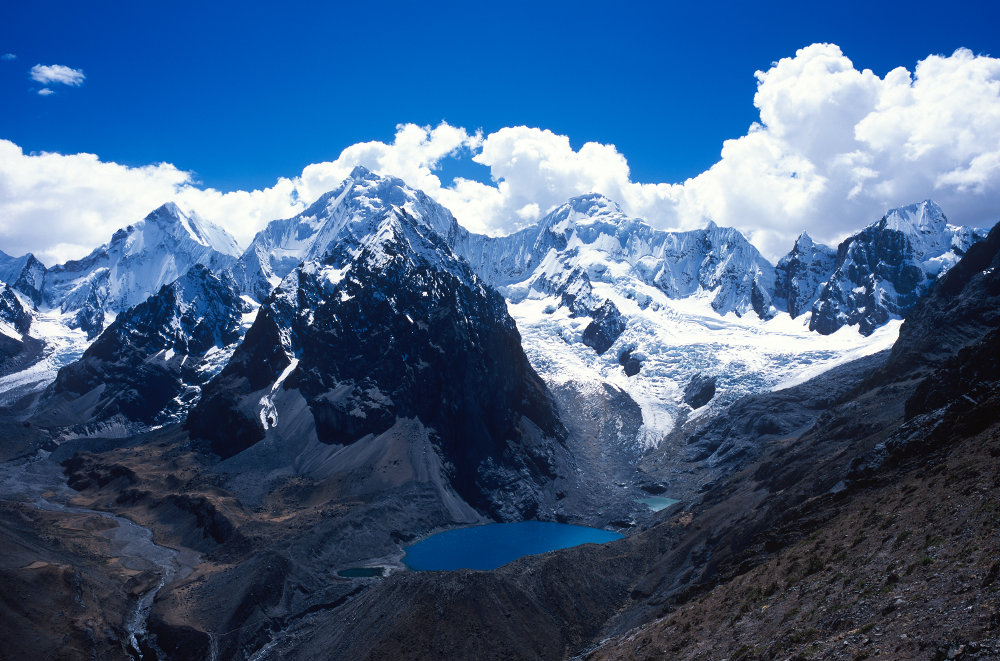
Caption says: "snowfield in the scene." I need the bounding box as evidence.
[509,288,901,449]
[0,309,93,405]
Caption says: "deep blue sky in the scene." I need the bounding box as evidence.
[2,0,997,192]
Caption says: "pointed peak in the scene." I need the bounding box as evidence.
[348,164,374,179]
[303,167,413,219]
[794,231,815,248]
[565,193,622,216]
[147,201,184,221]
[705,219,719,231]
[891,198,944,216]
[143,201,192,231]
[880,199,947,233]
[0,249,44,270]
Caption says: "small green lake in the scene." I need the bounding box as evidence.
[337,567,385,578]
[638,496,680,512]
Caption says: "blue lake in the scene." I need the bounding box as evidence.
[403,521,624,571]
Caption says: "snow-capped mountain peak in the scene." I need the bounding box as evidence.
[39,202,242,338]
[809,199,985,335]
[0,250,46,304]
[452,190,778,323]
[144,202,242,256]
[536,194,630,237]
[877,199,952,260]
[230,167,466,302]
[561,193,625,218]
[793,231,817,250]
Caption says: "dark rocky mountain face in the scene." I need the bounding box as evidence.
[682,373,716,409]
[882,221,1000,382]
[36,265,249,431]
[581,299,626,354]
[810,225,926,334]
[772,232,836,318]
[189,209,565,517]
[0,252,46,305]
[809,201,982,335]
[0,284,35,368]
[0,284,31,336]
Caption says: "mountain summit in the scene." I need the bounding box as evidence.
[191,197,566,519]
[43,202,242,337]
[810,200,983,335]
[457,193,777,320]
[230,165,465,302]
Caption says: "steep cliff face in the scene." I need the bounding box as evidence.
[190,208,565,517]
[883,220,1000,406]
[810,200,983,335]
[0,284,33,366]
[38,265,251,431]
[773,232,837,319]
[0,284,31,336]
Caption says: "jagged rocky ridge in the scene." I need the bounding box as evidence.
[810,200,983,335]
[457,194,778,321]
[773,232,837,319]
[1,171,982,456]
[34,265,252,433]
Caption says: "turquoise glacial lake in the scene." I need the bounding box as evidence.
[638,496,680,512]
[403,521,624,571]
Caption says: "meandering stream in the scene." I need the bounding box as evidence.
[0,451,200,659]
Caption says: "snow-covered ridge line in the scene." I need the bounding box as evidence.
[0,167,988,446]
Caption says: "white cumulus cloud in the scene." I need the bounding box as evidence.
[1,44,999,266]
[29,63,85,86]
[0,141,196,264]
[433,45,1000,259]
[0,123,480,264]
[672,44,1000,258]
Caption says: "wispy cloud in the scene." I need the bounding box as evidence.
[37,88,55,96]
[29,63,85,86]
[1,53,16,61]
